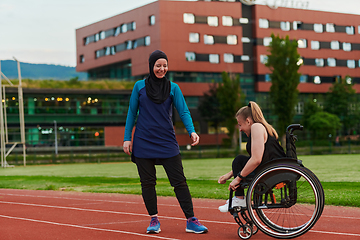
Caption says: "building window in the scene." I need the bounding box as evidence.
[207,16,218,27]
[121,24,127,33]
[315,58,324,67]
[183,13,195,24]
[114,26,121,36]
[227,35,237,45]
[293,21,302,30]
[241,37,251,43]
[280,21,290,31]
[343,42,352,51]
[300,75,308,83]
[259,19,269,28]
[239,18,249,24]
[311,41,320,50]
[94,33,100,42]
[189,33,199,43]
[297,39,307,48]
[222,16,233,26]
[185,52,196,61]
[132,40,138,49]
[331,41,340,50]
[326,23,335,32]
[131,22,136,31]
[80,55,85,63]
[126,41,132,50]
[204,35,214,45]
[346,26,355,35]
[241,55,250,61]
[358,26,360,34]
[145,36,151,46]
[314,23,323,33]
[99,31,106,40]
[265,74,271,82]
[327,58,336,67]
[209,54,219,63]
[224,53,234,63]
[346,76,352,84]
[263,37,272,46]
[111,46,116,55]
[260,55,268,64]
[149,15,155,25]
[347,60,356,69]
[314,76,321,84]
[105,47,111,56]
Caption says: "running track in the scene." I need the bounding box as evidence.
[0,189,359,240]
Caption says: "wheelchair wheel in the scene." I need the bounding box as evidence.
[246,164,324,239]
[237,224,252,239]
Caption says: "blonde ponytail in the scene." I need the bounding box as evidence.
[235,101,279,139]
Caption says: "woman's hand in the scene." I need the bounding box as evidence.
[228,176,241,191]
[190,132,200,146]
[123,141,132,155]
[218,171,233,184]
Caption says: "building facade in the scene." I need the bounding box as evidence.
[75,0,360,146]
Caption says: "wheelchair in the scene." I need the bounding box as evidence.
[227,124,325,239]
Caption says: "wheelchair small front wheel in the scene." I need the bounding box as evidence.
[238,224,252,239]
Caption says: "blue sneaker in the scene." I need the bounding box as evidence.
[186,217,208,234]
[146,217,161,234]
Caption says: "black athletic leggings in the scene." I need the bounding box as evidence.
[134,154,194,219]
[232,155,253,197]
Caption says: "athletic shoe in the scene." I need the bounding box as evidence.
[218,196,246,212]
[146,217,161,234]
[186,217,208,234]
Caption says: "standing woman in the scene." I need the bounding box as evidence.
[123,50,208,234]
[217,101,285,211]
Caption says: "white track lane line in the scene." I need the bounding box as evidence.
[1,200,360,237]
[0,214,179,240]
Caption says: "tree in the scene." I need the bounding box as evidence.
[307,111,341,140]
[302,98,322,131]
[217,72,244,147]
[198,84,225,145]
[266,34,302,144]
[324,76,358,135]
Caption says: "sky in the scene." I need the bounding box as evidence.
[0,0,359,67]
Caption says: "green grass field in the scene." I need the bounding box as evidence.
[0,154,359,207]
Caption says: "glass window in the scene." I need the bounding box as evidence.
[121,24,127,33]
[343,42,352,51]
[80,55,85,63]
[297,39,307,48]
[259,19,269,28]
[111,46,116,55]
[207,16,218,27]
[293,21,302,30]
[311,41,320,50]
[327,58,336,67]
[241,37,251,43]
[314,76,321,84]
[227,35,237,45]
[263,37,272,46]
[99,31,105,40]
[204,35,214,45]
[239,18,249,24]
[314,23,323,33]
[105,47,110,56]
[346,26,354,35]
[315,58,324,67]
[265,74,271,82]
[347,60,356,69]
[209,54,219,63]
[260,55,268,64]
[132,40,137,49]
[280,21,290,31]
[295,102,304,115]
[95,33,100,42]
[358,26,360,34]
[346,76,352,84]
[131,22,136,31]
[126,41,132,50]
[224,53,234,63]
[149,15,156,25]
[241,55,250,61]
[183,13,195,24]
[300,75,308,83]
[297,58,303,66]
[145,36,151,46]
[326,23,335,32]
[331,41,340,50]
[84,37,90,45]
[185,52,196,61]
[222,16,233,26]
[189,33,199,43]
[114,26,121,36]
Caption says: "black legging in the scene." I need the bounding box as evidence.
[232,155,252,197]
[134,154,194,219]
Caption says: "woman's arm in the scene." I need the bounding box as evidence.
[218,170,233,184]
[229,123,267,190]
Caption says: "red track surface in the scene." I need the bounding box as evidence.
[0,189,359,240]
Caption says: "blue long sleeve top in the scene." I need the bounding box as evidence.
[124,80,195,158]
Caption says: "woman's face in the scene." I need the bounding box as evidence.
[237,116,253,137]
[153,58,168,78]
